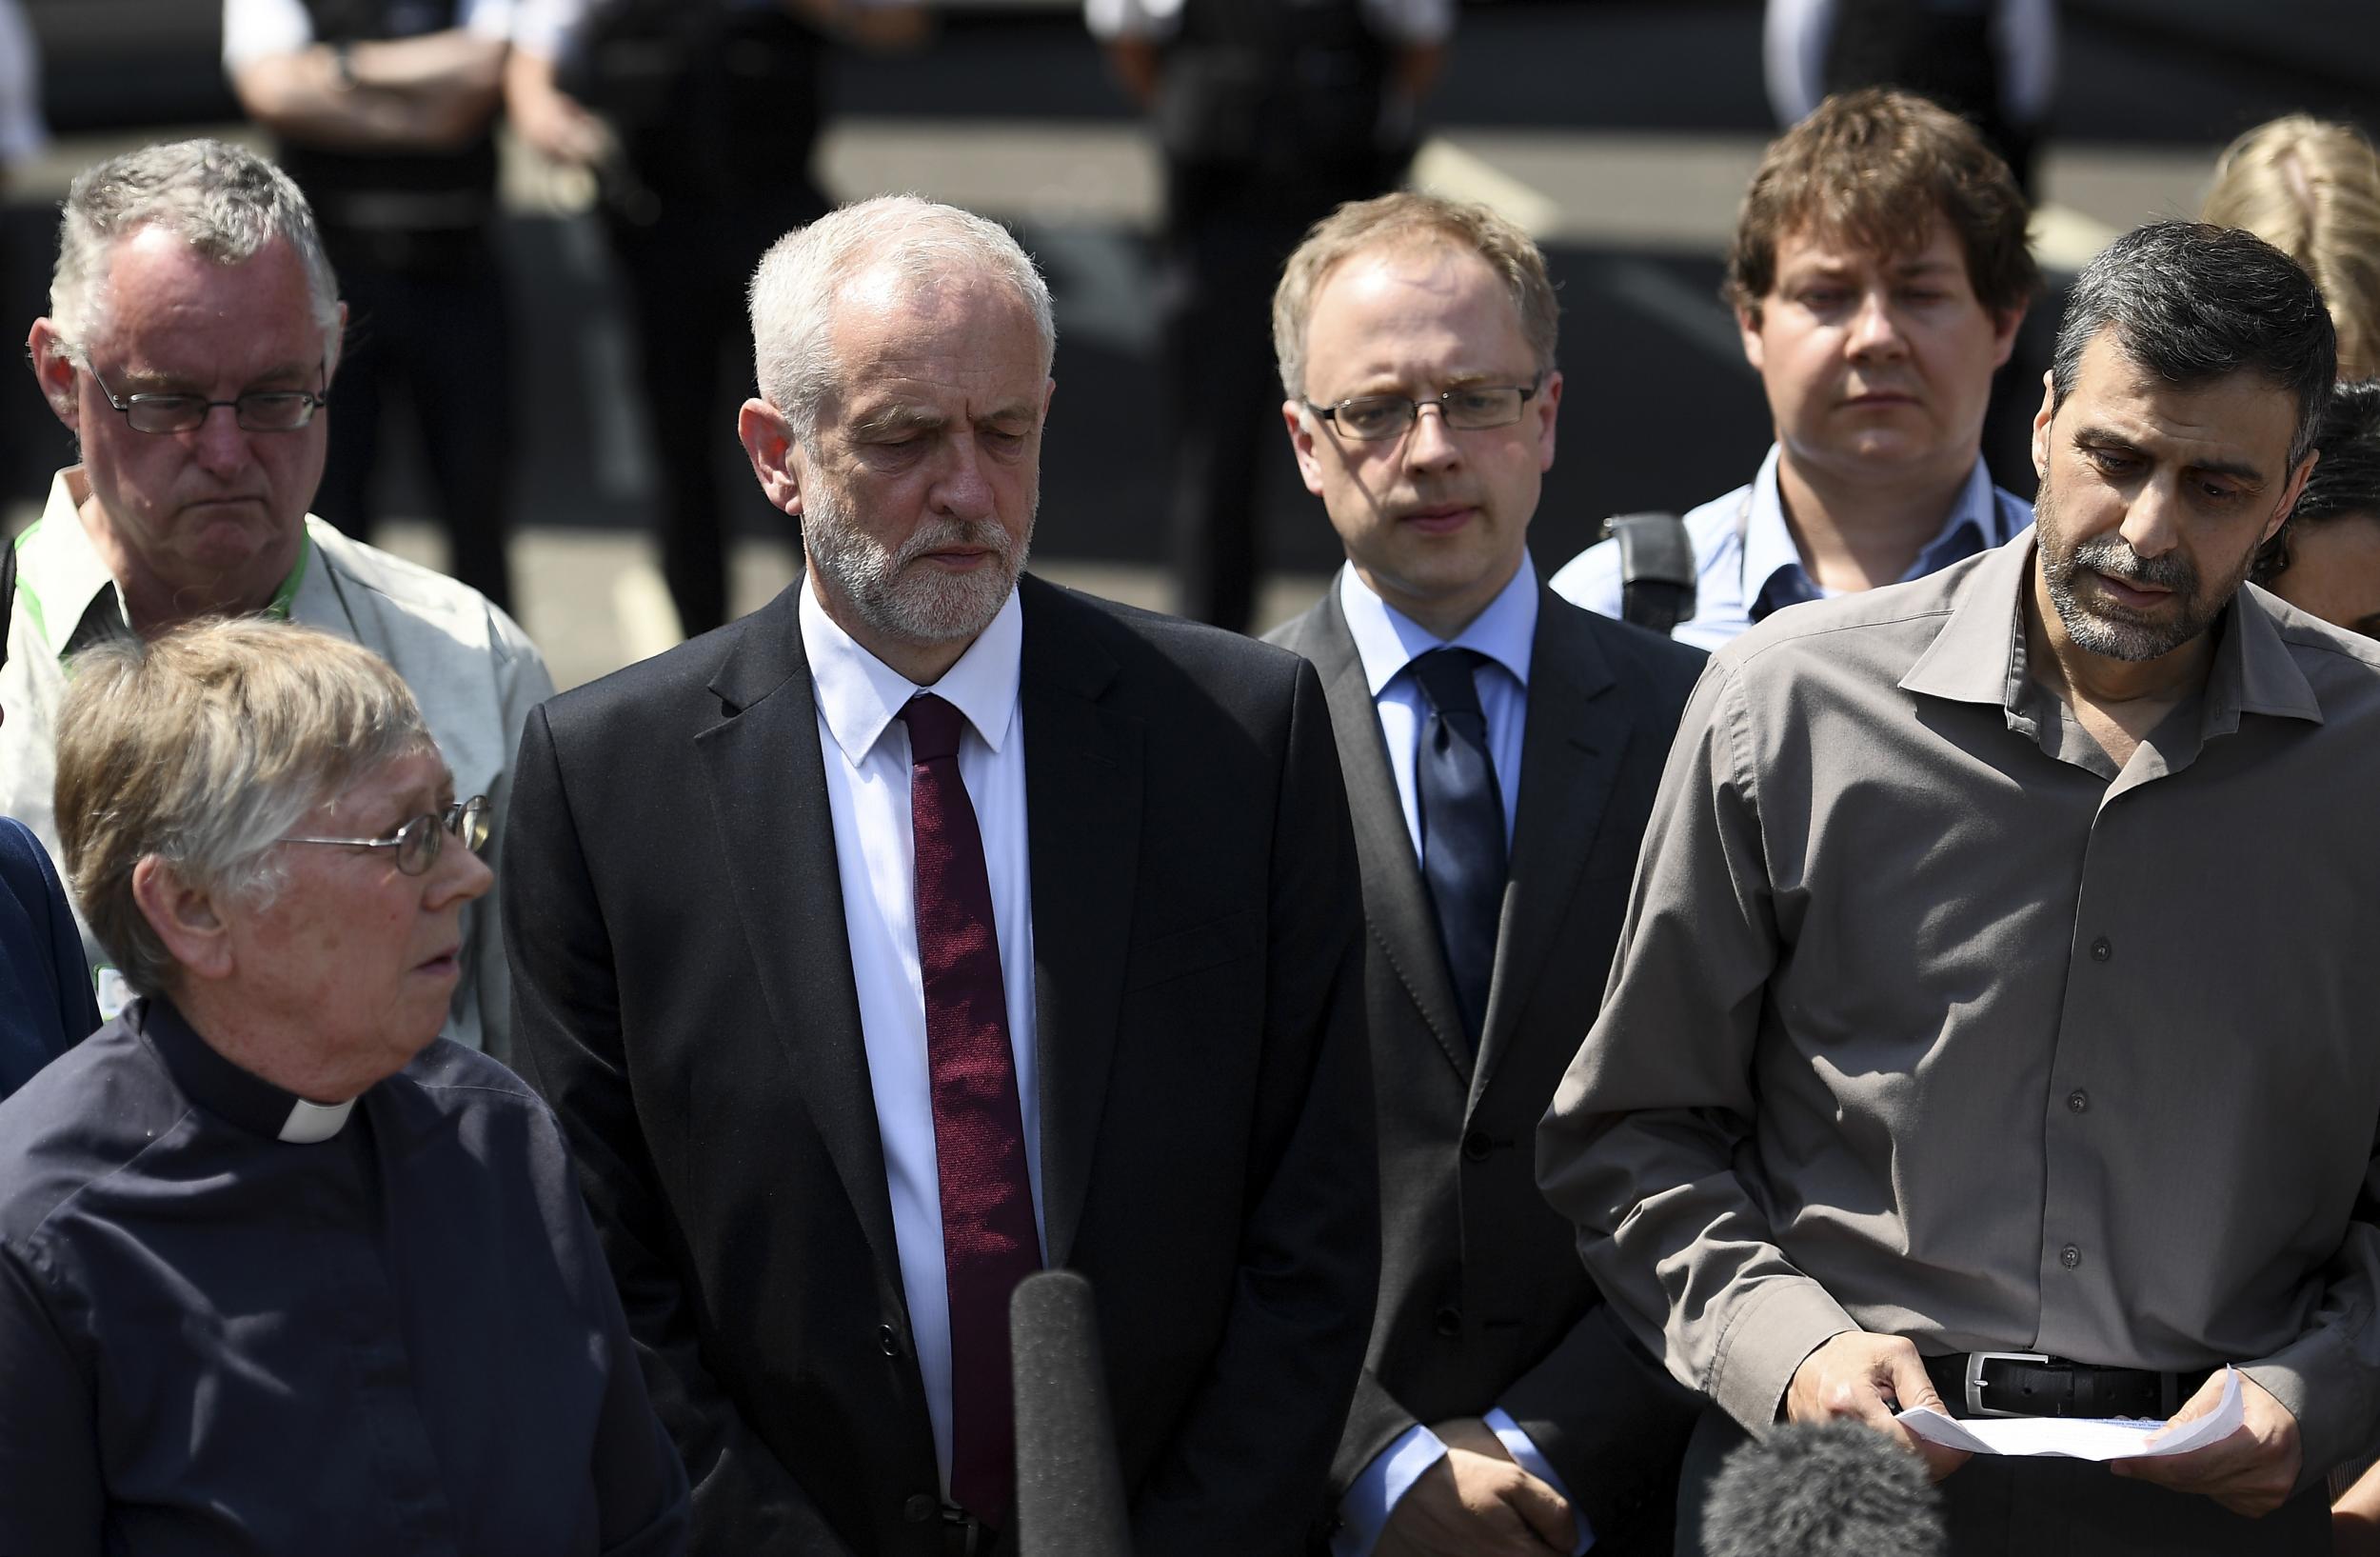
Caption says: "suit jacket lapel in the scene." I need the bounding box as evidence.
[1018,576,1142,1268]
[1471,589,1621,1107]
[1296,587,1472,1081]
[694,587,904,1290]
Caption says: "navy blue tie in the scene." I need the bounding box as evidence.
[1410,649,1506,1049]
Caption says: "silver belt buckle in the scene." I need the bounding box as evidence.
[1965,1350,2051,1417]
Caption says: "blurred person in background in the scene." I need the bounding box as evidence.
[504,0,924,639]
[1090,0,1449,632]
[1265,192,1706,1557]
[4,138,551,1057]
[2252,379,2380,642]
[0,616,688,1556]
[0,0,37,187]
[1553,90,2035,649]
[1764,0,2055,198]
[225,0,523,611]
[2203,115,2380,383]
[0,542,101,1099]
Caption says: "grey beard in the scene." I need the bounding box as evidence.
[804,486,1032,649]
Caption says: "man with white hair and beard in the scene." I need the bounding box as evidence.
[502,194,1378,1557]
[1540,220,2380,1554]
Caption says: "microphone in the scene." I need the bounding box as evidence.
[1701,1420,1946,1557]
[1010,1269,1131,1557]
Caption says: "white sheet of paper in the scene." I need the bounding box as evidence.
[1894,1366,2242,1461]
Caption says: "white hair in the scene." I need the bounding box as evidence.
[746,194,1056,440]
[46,137,342,366]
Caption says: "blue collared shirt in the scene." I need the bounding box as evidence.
[1548,446,2033,651]
[1331,553,1594,1557]
[1337,554,1537,861]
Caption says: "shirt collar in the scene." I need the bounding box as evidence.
[20,469,122,657]
[1899,533,2326,731]
[798,575,1024,765]
[1744,447,2012,612]
[1338,552,1538,699]
[136,996,358,1144]
[24,469,311,660]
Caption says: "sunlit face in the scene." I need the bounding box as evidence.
[1284,242,1559,631]
[793,269,1051,652]
[32,228,333,615]
[2030,328,2312,664]
[228,750,491,1093]
[1742,216,2019,489]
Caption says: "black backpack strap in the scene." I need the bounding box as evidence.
[1599,511,1696,635]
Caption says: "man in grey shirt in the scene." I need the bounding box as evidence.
[1540,221,2377,1554]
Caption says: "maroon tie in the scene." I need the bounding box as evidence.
[899,693,1041,1526]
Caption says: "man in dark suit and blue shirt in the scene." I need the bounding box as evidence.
[502,194,1378,1557]
[1265,192,1706,1557]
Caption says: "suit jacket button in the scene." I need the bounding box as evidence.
[903,1493,937,1523]
[880,1324,902,1358]
[1462,1129,1492,1162]
[1434,1306,1462,1336]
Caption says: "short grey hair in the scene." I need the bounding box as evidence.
[54,618,434,998]
[747,194,1056,441]
[45,137,342,366]
[2051,220,2335,471]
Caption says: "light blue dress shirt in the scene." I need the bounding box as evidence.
[1547,445,2033,652]
[1330,555,1593,1557]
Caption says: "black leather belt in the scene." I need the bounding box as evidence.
[1922,1351,2214,1420]
[940,1506,993,1557]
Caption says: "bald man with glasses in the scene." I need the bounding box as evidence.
[3,137,550,1060]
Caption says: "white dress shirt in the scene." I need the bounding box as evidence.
[800,581,1044,1496]
[1332,556,1593,1557]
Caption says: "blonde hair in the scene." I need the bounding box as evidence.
[1272,191,1559,401]
[55,618,433,996]
[2204,116,2380,381]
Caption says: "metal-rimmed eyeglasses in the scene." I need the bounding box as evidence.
[283,796,490,877]
[82,357,331,434]
[1304,383,1539,442]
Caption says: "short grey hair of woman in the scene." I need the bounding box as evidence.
[746,193,1056,442]
[55,618,434,998]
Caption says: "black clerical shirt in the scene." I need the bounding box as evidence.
[0,998,688,1556]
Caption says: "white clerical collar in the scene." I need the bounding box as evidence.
[279,1097,356,1144]
[800,577,1024,765]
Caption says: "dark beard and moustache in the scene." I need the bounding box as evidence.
[2035,484,2240,663]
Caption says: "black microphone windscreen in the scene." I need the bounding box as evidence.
[1011,1269,1131,1557]
[1702,1420,1946,1557]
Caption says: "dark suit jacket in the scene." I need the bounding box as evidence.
[0,816,99,1101]
[504,574,1378,1557]
[1268,578,1706,1554]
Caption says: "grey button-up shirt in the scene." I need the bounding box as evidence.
[1538,533,2380,1485]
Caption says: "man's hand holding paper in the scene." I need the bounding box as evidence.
[2111,1368,2303,1519]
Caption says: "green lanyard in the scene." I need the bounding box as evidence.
[264,529,313,620]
